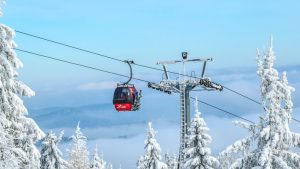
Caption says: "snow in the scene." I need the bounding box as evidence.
[40,131,69,169]
[165,153,178,169]
[0,7,44,168]
[219,38,300,169]
[183,97,219,169]
[137,122,168,169]
[2,1,300,168]
[68,123,90,169]
[90,145,108,169]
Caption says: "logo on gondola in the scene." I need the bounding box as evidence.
[117,104,126,108]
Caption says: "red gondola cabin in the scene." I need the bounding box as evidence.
[113,84,140,112]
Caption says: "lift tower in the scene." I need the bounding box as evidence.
[148,52,223,168]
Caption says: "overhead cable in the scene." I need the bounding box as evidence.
[15,30,300,123]
[16,48,255,124]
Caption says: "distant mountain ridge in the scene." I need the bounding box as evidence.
[28,102,180,130]
[28,103,150,129]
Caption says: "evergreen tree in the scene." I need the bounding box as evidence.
[165,153,178,169]
[183,97,219,169]
[40,131,69,169]
[0,2,44,168]
[0,0,4,16]
[106,164,113,169]
[90,145,107,169]
[219,38,300,169]
[68,123,90,169]
[0,124,20,169]
[137,122,168,169]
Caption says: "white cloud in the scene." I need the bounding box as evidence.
[49,106,300,169]
[32,64,300,168]
[56,114,258,169]
[78,81,117,91]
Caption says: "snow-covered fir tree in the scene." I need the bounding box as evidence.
[106,164,113,169]
[40,131,69,169]
[0,124,20,169]
[90,145,107,169]
[68,123,90,169]
[219,38,300,169]
[0,1,44,168]
[165,153,178,169]
[137,122,168,169]
[0,0,4,16]
[183,97,219,169]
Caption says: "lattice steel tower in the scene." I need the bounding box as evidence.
[148,52,223,168]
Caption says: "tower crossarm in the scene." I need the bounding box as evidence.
[157,58,213,65]
[148,52,223,169]
[147,81,180,94]
[157,60,181,65]
[199,78,223,91]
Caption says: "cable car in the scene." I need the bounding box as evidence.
[113,60,142,112]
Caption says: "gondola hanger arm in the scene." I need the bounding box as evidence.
[122,60,134,85]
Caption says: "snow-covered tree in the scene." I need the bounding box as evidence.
[90,145,107,169]
[0,2,44,168]
[0,0,5,16]
[106,164,113,169]
[68,123,90,169]
[165,153,178,169]
[183,97,219,169]
[0,124,20,169]
[219,38,300,169]
[40,131,69,169]
[137,122,168,169]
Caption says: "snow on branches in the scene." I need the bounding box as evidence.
[90,145,107,169]
[0,124,21,169]
[40,131,69,169]
[68,123,90,169]
[67,123,111,169]
[165,153,178,169]
[137,122,168,169]
[219,38,300,169]
[183,97,219,169]
[0,5,44,168]
[0,0,5,16]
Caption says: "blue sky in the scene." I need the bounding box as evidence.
[0,0,298,104]
[2,0,300,168]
